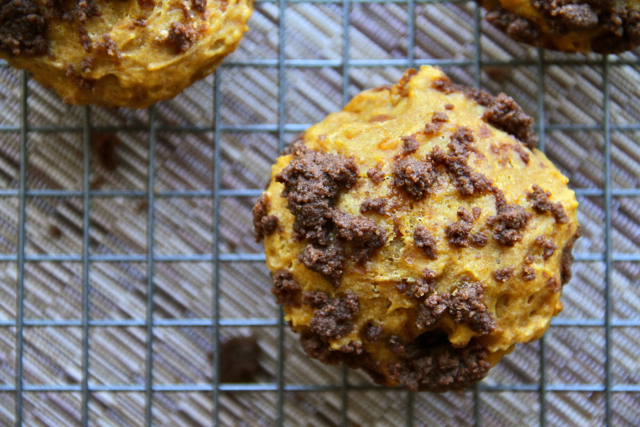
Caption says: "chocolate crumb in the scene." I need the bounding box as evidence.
[416,293,450,329]
[367,164,385,184]
[482,93,538,150]
[492,267,515,282]
[401,135,420,154]
[548,276,561,293]
[252,194,279,242]
[388,335,406,355]
[535,235,557,260]
[276,148,358,245]
[470,232,488,247]
[449,281,496,335]
[527,185,569,224]
[560,226,581,285]
[299,244,346,287]
[333,211,387,264]
[444,103,454,110]
[66,64,94,90]
[524,253,534,264]
[492,191,530,247]
[392,156,436,200]
[522,266,536,281]
[362,322,382,343]
[360,198,387,215]
[414,226,438,260]
[0,0,49,56]
[445,207,475,247]
[309,291,359,339]
[388,334,491,392]
[303,290,329,309]
[219,335,260,383]
[272,270,300,307]
[167,22,198,52]
[424,112,449,135]
[93,132,121,171]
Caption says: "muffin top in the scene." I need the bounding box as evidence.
[255,66,580,391]
[0,0,252,107]
[480,0,640,53]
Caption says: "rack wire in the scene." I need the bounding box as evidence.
[0,0,639,425]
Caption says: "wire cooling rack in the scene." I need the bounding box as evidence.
[0,0,639,426]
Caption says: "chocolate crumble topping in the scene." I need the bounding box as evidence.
[272,270,300,307]
[362,322,382,343]
[535,235,557,260]
[470,232,488,247]
[445,207,475,247]
[309,290,359,339]
[333,211,387,264]
[560,226,582,285]
[430,127,494,197]
[416,293,450,329]
[387,333,491,392]
[167,22,198,52]
[367,164,385,184]
[303,290,329,309]
[482,93,538,150]
[276,148,358,245]
[252,194,279,242]
[522,266,536,281]
[485,7,541,45]
[0,0,48,56]
[414,225,438,260]
[548,276,561,293]
[299,244,346,287]
[410,269,437,299]
[424,112,449,135]
[492,267,515,282]
[527,185,569,224]
[401,135,420,154]
[449,281,496,335]
[360,198,387,215]
[492,191,530,247]
[392,156,437,200]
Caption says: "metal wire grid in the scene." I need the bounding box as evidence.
[0,0,639,426]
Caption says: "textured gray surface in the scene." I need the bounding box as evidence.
[0,1,639,426]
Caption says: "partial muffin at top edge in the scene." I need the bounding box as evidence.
[0,0,252,108]
[253,66,580,392]
[479,0,640,53]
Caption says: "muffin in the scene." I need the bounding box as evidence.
[0,0,252,108]
[254,66,580,392]
[480,0,640,53]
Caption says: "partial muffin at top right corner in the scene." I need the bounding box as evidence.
[479,0,640,54]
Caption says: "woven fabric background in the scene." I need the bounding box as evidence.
[0,1,639,426]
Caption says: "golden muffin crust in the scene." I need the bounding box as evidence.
[480,0,640,53]
[254,66,581,392]
[0,0,252,108]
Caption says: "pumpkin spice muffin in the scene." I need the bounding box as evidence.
[254,66,580,392]
[0,0,252,108]
[480,0,640,53]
